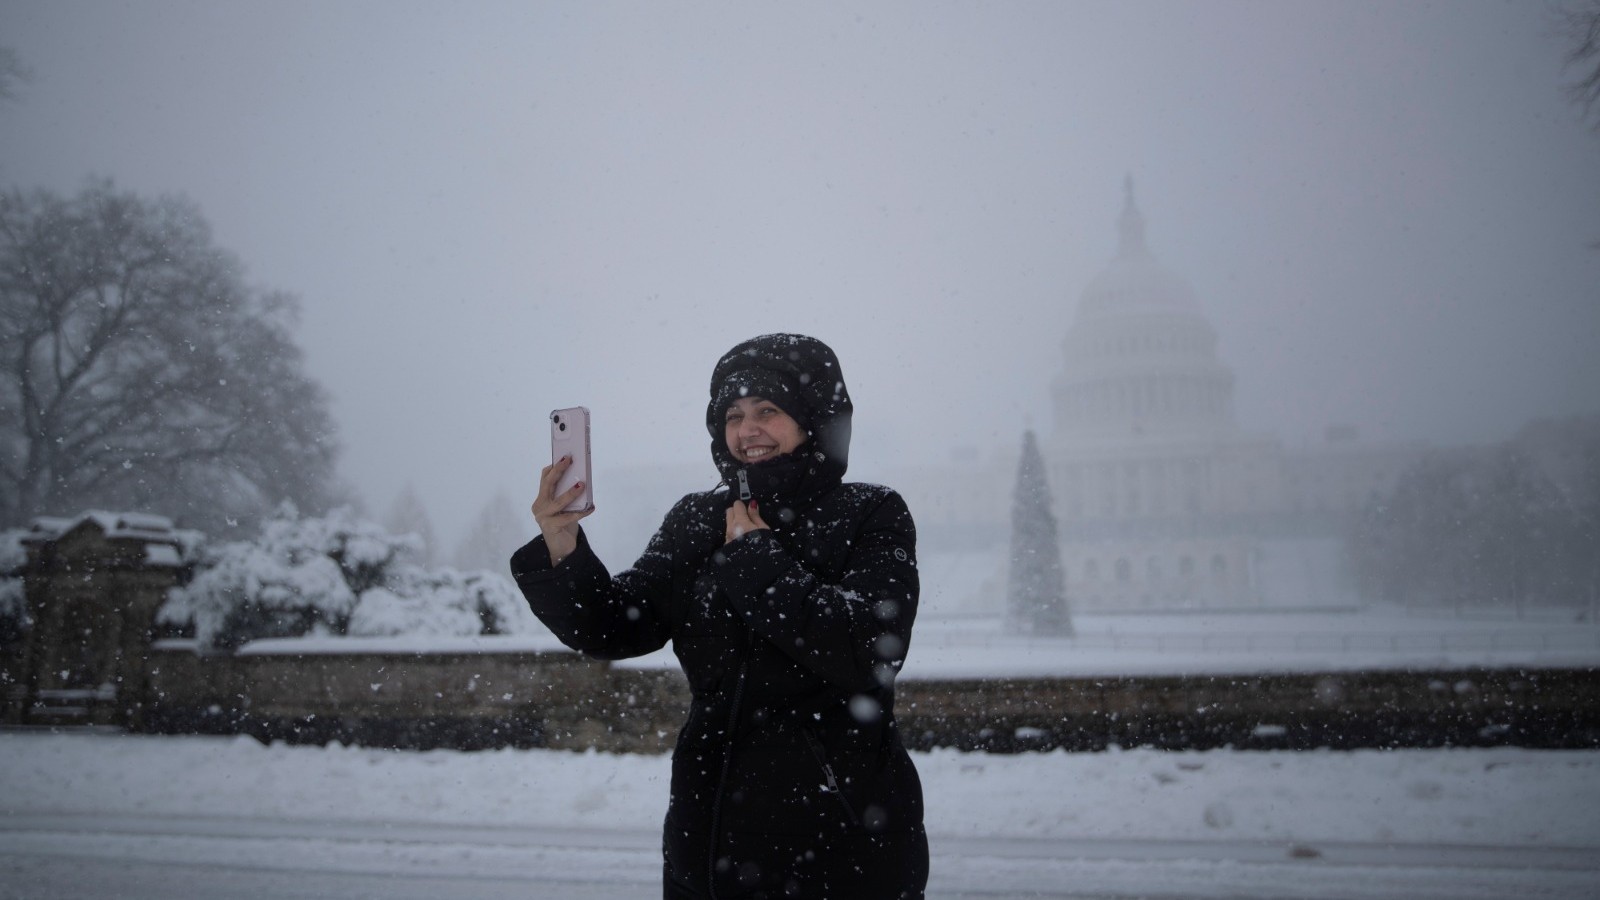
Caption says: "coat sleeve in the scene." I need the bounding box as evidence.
[508,497,692,660]
[712,488,919,694]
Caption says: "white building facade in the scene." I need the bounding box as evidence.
[903,182,1426,613]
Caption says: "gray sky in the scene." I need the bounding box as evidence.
[3,1,1598,555]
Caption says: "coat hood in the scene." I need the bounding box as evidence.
[706,333,853,500]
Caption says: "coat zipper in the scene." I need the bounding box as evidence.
[706,632,752,899]
[800,726,862,829]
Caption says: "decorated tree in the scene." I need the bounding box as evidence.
[1006,430,1072,635]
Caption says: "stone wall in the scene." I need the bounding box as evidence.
[133,645,1600,753]
[7,512,1595,753]
[141,643,689,753]
[893,668,1600,752]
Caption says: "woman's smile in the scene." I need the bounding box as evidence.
[725,396,806,463]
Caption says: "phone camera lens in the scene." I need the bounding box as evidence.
[559,422,566,431]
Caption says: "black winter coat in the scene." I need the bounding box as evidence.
[510,479,926,897]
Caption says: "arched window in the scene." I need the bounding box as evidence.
[1211,553,1228,581]
[1114,558,1132,582]
[1179,555,1195,577]
[1085,560,1100,582]
[1146,556,1162,580]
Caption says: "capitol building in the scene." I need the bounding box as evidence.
[603,183,1436,616]
[902,182,1427,614]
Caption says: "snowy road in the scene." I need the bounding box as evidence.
[2,811,1595,899]
[4,733,1598,898]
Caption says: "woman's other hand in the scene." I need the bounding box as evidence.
[724,499,770,545]
[533,455,594,565]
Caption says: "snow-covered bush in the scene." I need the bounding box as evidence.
[161,505,538,650]
[1,528,28,646]
[346,567,527,637]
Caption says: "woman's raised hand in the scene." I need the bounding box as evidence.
[533,455,594,566]
[724,499,770,545]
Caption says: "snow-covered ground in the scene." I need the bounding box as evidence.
[7,604,1598,897]
[2,731,1597,899]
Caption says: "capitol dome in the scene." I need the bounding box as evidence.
[1076,181,1203,320]
[1052,180,1237,441]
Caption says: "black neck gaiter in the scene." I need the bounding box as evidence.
[724,444,843,531]
[737,450,809,505]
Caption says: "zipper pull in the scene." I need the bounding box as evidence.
[820,763,841,793]
[736,468,752,502]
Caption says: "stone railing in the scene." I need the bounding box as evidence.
[7,509,1597,753]
[128,638,1600,753]
[892,668,1600,752]
[141,637,686,753]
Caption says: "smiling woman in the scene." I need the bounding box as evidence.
[512,334,927,899]
[724,397,807,464]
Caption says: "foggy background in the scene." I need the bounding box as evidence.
[3,0,1597,557]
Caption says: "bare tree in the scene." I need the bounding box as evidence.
[1560,1,1600,129]
[0,180,340,534]
[0,47,30,104]
[1348,419,1599,614]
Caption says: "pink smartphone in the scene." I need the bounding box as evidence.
[549,406,594,513]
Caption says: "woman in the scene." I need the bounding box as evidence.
[511,333,927,899]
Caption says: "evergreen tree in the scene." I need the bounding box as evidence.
[454,489,529,574]
[1007,430,1071,635]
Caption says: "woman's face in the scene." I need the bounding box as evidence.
[724,396,806,464]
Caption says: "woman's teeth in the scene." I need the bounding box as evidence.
[744,447,773,460]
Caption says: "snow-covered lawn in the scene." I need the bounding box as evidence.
[608,609,1600,678]
[9,605,1596,896]
[2,732,1597,898]
[3,733,1595,847]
